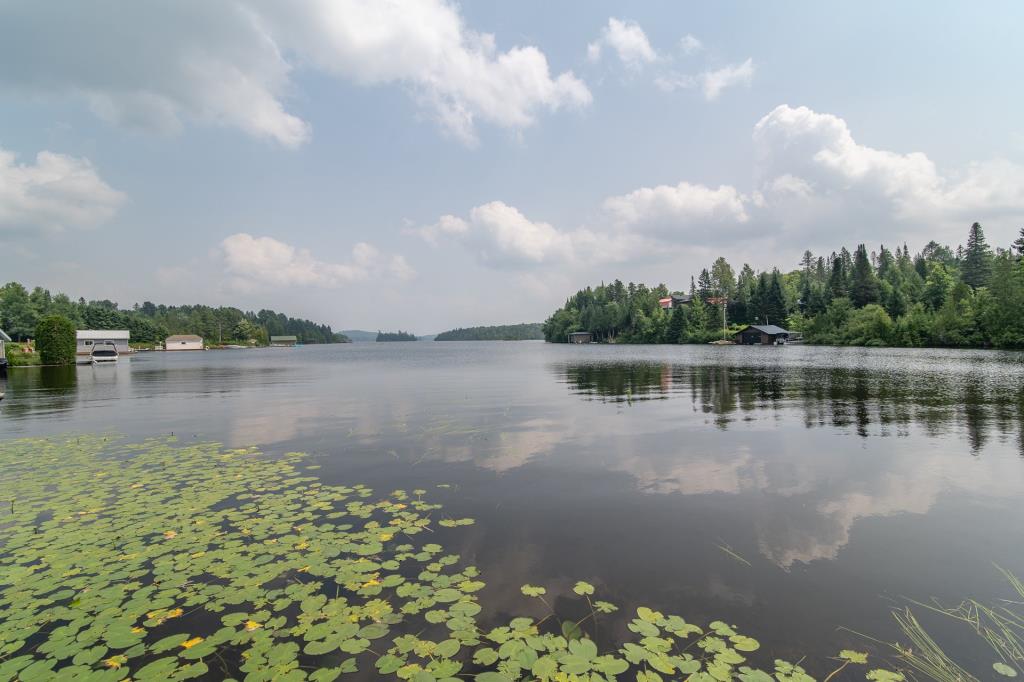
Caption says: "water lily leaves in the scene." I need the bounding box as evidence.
[573,581,595,596]
[994,663,1019,678]
[594,600,618,614]
[521,584,546,597]
[731,635,760,652]
[561,619,584,641]
[474,647,500,666]
[866,670,906,682]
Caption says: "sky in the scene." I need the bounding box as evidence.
[1,1,1023,333]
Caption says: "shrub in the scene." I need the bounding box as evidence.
[35,315,76,365]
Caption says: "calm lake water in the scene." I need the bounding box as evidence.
[3,342,1024,673]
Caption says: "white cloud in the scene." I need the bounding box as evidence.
[0,146,125,230]
[700,58,755,100]
[219,233,415,291]
[679,34,703,55]
[0,0,590,147]
[752,105,1024,230]
[587,18,657,69]
[416,104,1024,274]
[603,181,750,236]
[411,201,646,269]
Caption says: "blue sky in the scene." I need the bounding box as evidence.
[1,1,1022,332]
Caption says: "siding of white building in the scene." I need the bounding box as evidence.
[165,335,204,351]
[76,330,130,355]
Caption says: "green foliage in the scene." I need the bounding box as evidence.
[0,434,915,682]
[4,346,41,367]
[435,323,544,341]
[0,281,342,345]
[376,330,418,341]
[545,224,1024,349]
[34,315,76,365]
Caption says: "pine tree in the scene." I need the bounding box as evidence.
[1012,227,1024,259]
[850,244,880,307]
[697,269,713,299]
[962,222,992,288]
[764,271,787,326]
[828,256,847,299]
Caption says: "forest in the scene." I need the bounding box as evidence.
[543,223,1024,349]
[434,323,544,341]
[376,330,418,342]
[0,283,346,346]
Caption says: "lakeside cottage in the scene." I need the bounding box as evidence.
[165,334,203,351]
[568,331,593,344]
[77,330,130,357]
[270,335,298,347]
[733,324,791,345]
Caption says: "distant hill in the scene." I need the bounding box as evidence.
[434,323,544,341]
[376,330,417,342]
[340,329,378,342]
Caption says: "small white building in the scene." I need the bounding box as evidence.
[77,330,130,356]
[165,334,204,351]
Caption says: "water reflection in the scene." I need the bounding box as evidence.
[555,359,1024,450]
[2,343,1023,662]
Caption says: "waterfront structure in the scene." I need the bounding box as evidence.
[165,334,204,351]
[733,324,791,345]
[270,335,298,347]
[77,330,130,356]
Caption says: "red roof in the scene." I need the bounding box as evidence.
[658,297,672,308]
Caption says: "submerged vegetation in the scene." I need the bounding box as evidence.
[0,434,1018,681]
[435,324,544,342]
[543,223,1024,348]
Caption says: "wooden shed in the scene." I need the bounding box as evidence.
[567,331,593,344]
[733,324,791,345]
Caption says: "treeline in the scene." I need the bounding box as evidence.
[544,223,1024,349]
[435,323,544,341]
[376,330,418,342]
[0,282,346,345]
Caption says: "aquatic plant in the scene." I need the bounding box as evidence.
[854,566,1024,682]
[0,435,902,681]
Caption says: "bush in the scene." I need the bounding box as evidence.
[6,346,41,367]
[35,315,76,365]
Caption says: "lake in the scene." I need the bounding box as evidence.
[3,342,1024,675]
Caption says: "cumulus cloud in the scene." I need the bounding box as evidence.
[0,146,125,230]
[0,0,590,147]
[413,104,1024,274]
[220,233,415,292]
[587,18,657,69]
[752,104,1024,229]
[700,58,755,100]
[603,182,750,237]
[410,201,646,269]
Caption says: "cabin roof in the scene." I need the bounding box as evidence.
[77,330,130,339]
[0,329,11,342]
[270,335,298,341]
[741,324,790,335]
[166,334,202,342]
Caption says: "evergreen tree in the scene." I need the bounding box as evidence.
[828,256,847,299]
[764,271,787,325]
[850,244,880,307]
[962,222,993,289]
[697,269,713,298]
[1012,227,1024,260]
